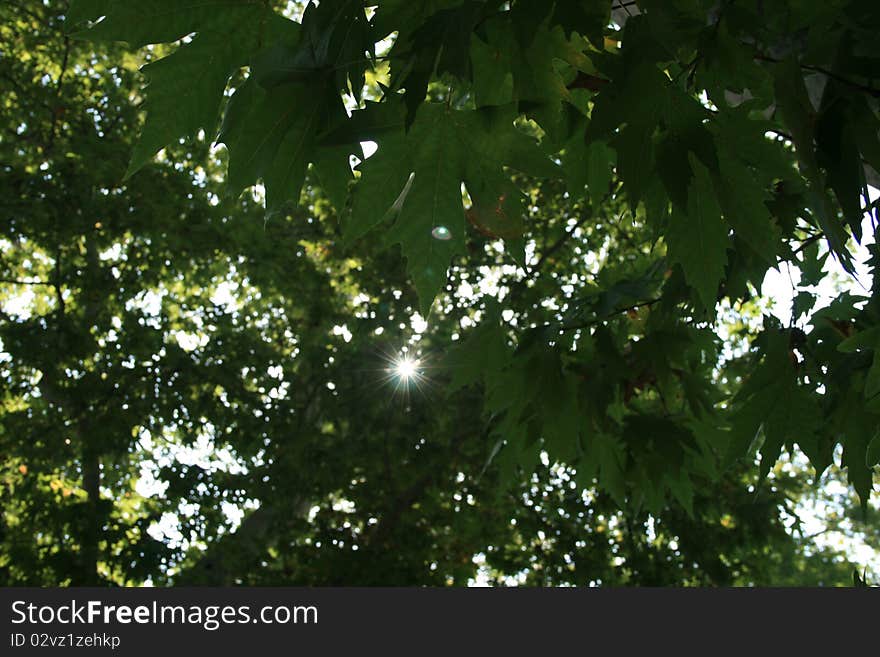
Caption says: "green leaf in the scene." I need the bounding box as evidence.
[345,142,413,244]
[836,392,877,509]
[817,91,869,240]
[728,330,823,477]
[798,240,829,286]
[469,20,515,107]
[665,155,728,309]
[757,371,822,479]
[614,124,655,211]
[835,326,880,406]
[655,133,693,210]
[697,22,771,107]
[792,291,816,321]
[527,351,581,463]
[311,144,354,215]
[465,175,527,241]
[867,352,880,405]
[68,0,266,47]
[371,0,466,40]
[591,433,627,506]
[547,0,610,46]
[712,109,796,186]
[125,36,230,177]
[850,96,880,175]
[219,80,324,213]
[867,434,880,468]
[836,326,880,354]
[71,3,299,178]
[559,101,607,199]
[586,140,614,207]
[505,18,593,137]
[387,1,484,127]
[773,58,854,272]
[467,106,562,180]
[387,110,466,314]
[445,319,509,392]
[65,0,112,28]
[665,472,695,518]
[251,0,372,95]
[715,149,781,265]
[588,60,669,141]
[346,102,559,311]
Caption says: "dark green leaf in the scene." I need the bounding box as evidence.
[665,155,728,309]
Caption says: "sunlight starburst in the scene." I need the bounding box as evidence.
[394,356,419,380]
[378,350,430,400]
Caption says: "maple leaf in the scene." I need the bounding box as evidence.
[713,149,781,265]
[386,1,485,127]
[345,101,559,313]
[218,79,322,213]
[773,57,855,273]
[68,1,300,178]
[68,0,268,48]
[665,155,729,310]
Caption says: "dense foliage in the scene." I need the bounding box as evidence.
[1,0,877,586]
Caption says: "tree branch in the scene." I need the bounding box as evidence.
[526,187,618,282]
[47,36,71,150]
[0,278,53,286]
[791,233,824,256]
[755,53,880,99]
[557,297,663,333]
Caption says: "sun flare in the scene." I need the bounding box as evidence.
[394,357,419,380]
[381,352,429,398]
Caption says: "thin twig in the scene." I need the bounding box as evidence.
[0,278,53,286]
[755,53,880,99]
[791,233,823,256]
[47,36,71,150]
[526,187,618,281]
[557,297,663,333]
[528,213,593,278]
[54,245,65,317]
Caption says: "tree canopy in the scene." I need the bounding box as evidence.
[1,0,878,586]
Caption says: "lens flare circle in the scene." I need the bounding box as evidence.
[431,225,452,240]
